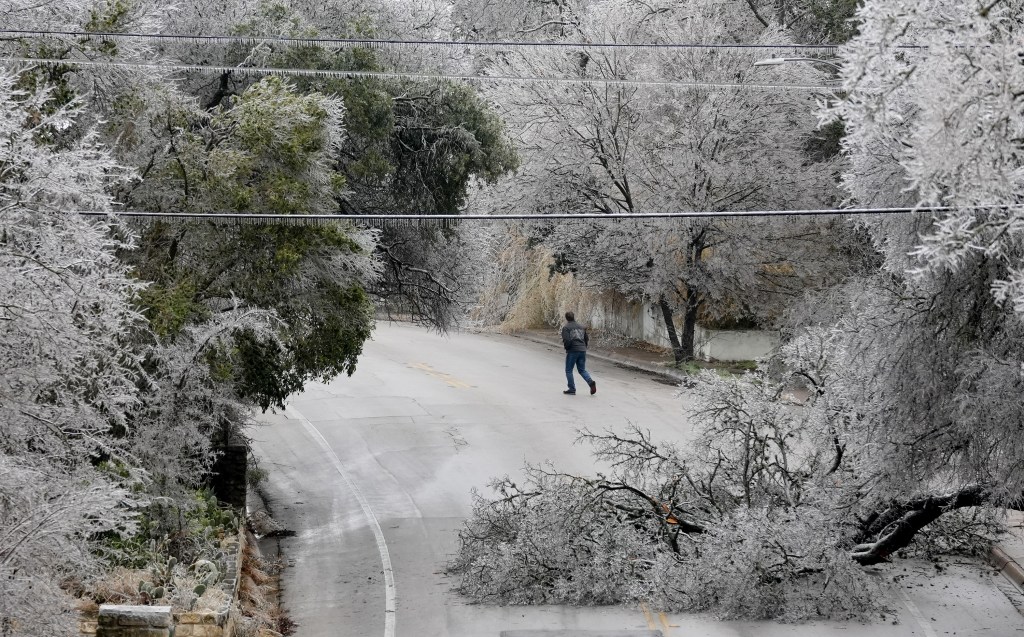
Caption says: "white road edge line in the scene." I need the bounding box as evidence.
[898,585,938,637]
[286,404,397,637]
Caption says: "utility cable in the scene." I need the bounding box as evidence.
[1,56,838,90]
[72,205,1024,227]
[0,29,844,54]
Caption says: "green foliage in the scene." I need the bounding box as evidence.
[97,459,132,480]
[230,78,331,168]
[177,26,517,329]
[129,77,342,215]
[138,553,222,610]
[232,329,304,411]
[83,0,133,54]
[232,2,314,38]
[99,489,238,570]
[288,284,374,379]
[805,117,846,162]
[339,78,519,213]
[240,42,519,214]
[198,77,343,214]
[123,74,376,413]
[801,0,862,43]
[205,345,234,382]
[137,279,205,337]
[230,284,373,410]
[139,579,166,602]
[104,92,148,151]
[12,61,77,131]
[85,0,134,33]
[186,488,239,533]
[246,463,269,488]
[190,223,366,308]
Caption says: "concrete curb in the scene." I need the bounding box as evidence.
[992,545,1024,593]
[511,332,690,384]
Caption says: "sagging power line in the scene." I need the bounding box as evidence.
[73,205,1024,228]
[0,29,844,54]
[2,57,837,91]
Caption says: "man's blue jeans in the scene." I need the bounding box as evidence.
[565,351,594,392]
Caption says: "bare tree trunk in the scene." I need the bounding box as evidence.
[658,295,685,364]
[676,233,705,363]
[680,288,700,362]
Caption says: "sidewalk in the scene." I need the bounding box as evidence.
[511,327,1024,603]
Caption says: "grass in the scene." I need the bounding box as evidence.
[668,358,758,376]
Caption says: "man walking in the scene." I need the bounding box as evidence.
[561,311,596,395]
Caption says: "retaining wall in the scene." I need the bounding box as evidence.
[82,531,244,637]
[586,295,778,361]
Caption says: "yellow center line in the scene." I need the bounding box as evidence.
[659,611,675,635]
[408,362,472,389]
[639,602,657,631]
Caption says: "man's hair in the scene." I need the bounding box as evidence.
[565,311,575,322]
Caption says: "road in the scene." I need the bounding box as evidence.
[251,322,1023,637]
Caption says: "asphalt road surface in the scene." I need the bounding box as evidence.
[252,322,1024,637]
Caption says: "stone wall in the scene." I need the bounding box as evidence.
[179,528,243,636]
[96,606,171,637]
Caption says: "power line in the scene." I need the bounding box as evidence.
[74,205,1024,227]
[1,29,844,54]
[3,57,838,90]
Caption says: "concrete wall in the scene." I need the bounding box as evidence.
[585,292,774,360]
[586,294,778,362]
[694,325,779,362]
[587,295,652,341]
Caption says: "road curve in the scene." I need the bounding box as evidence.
[252,322,1023,637]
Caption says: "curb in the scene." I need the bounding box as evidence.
[991,545,1024,593]
[512,332,691,384]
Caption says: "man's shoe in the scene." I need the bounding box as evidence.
[563,390,576,395]
[589,381,597,395]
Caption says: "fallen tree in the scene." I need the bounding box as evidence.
[449,371,1021,619]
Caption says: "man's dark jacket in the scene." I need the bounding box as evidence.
[561,321,589,353]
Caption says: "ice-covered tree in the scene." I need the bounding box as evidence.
[223,14,518,328]
[0,69,143,635]
[453,0,592,40]
[803,0,1024,557]
[469,0,850,360]
[121,76,380,410]
[737,0,861,43]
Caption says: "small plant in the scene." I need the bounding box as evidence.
[138,580,166,603]
[132,555,224,610]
